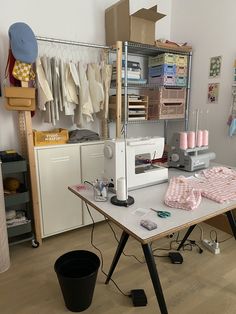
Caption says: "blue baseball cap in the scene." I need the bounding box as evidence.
[8,22,38,64]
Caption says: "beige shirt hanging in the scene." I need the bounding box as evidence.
[36,58,53,111]
[64,63,77,115]
[102,64,112,119]
[78,62,94,122]
[69,62,83,127]
[41,56,52,123]
[87,63,104,113]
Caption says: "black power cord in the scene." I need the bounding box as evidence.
[85,202,130,297]
[152,232,204,257]
[106,220,145,264]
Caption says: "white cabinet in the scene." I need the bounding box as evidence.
[35,142,105,238]
[35,145,82,237]
[80,143,105,225]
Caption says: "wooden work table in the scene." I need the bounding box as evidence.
[69,167,236,314]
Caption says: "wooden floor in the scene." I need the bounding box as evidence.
[0,221,236,314]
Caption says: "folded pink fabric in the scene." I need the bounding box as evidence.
[187,167,236,204]
[164,176,202,210]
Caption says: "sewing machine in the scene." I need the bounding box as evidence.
[104,137,168,191]
[168,132,216,172]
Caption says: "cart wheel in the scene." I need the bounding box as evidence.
[32,239,39,248]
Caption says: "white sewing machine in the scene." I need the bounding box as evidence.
[104,137,168,191]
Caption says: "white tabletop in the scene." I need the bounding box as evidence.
[69,168,236,244]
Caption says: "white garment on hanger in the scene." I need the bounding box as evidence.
[102,64,112,119]
[55,58,63,112]
[64,63,78,115]
[41,56,52,123]
[87,63,104,113]
[51,57,59,121]
[78,62,94,122]
[69,62,83,127]
[36,58,53,111]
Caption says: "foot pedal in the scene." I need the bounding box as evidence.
[130,289,147,307]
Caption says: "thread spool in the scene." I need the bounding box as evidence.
[116,177,126,201]
[197,130,203,147]
[202,130,209,146]
[187,131,195,148]
[179,132,188,150]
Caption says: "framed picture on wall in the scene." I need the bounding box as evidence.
[209,56,222,78]
[207,83,220,103]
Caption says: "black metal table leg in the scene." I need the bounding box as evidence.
[226,211,236,240]
[142,243,168,314]
[105,231,129,284]
[177,224,196,251]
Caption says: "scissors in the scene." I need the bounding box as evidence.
[150,208,171,218]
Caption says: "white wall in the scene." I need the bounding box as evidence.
[170,0,236,166]
[0,0,172,152]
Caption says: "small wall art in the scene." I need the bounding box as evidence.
[209,56,222,78]
[208,83,219,103]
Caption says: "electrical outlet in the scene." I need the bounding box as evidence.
[202,239,220,254]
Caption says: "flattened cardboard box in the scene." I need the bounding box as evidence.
[105,0,165,46]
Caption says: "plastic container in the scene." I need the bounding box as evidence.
[93,179,109,202]
[54,250,100,312]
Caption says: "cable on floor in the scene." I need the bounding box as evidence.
[106,219,145,264]
[85,202,130,298]
[152,231,204,257]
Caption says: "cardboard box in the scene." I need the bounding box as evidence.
[33,129,69,146]
[105,0,165,46]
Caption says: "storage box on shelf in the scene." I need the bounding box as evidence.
[110,41,192,134]
[141,87,186,120]
[33,128,68,146]
[148,52,188,88]
[109,94,148,121]
[105,0,165,46]
[0,151,34,245]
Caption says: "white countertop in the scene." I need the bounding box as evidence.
[69,167,236,244]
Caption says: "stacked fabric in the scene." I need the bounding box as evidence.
[164,176,202,211]
[164,167,236,210]
[112,60,146,84]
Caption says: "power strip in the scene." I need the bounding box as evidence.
[202,239,220,254]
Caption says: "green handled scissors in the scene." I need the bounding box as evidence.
[150,208,171,218]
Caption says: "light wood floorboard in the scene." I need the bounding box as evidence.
[0,221,235,314]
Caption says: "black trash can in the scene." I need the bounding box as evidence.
[54,250,100,312]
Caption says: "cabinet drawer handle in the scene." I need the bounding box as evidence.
[87,153,104,158]
[51,156,70,162]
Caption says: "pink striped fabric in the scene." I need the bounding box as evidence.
[164,176,202,210]
[187,167,236,204]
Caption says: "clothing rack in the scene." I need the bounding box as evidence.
[36,35,111,138]
[18,36,112,246]
[36,35,110,50]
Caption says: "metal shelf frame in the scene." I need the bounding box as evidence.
[113,41,192,136]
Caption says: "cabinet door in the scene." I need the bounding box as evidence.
[80,143,105,224]
[36,146,82,237]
